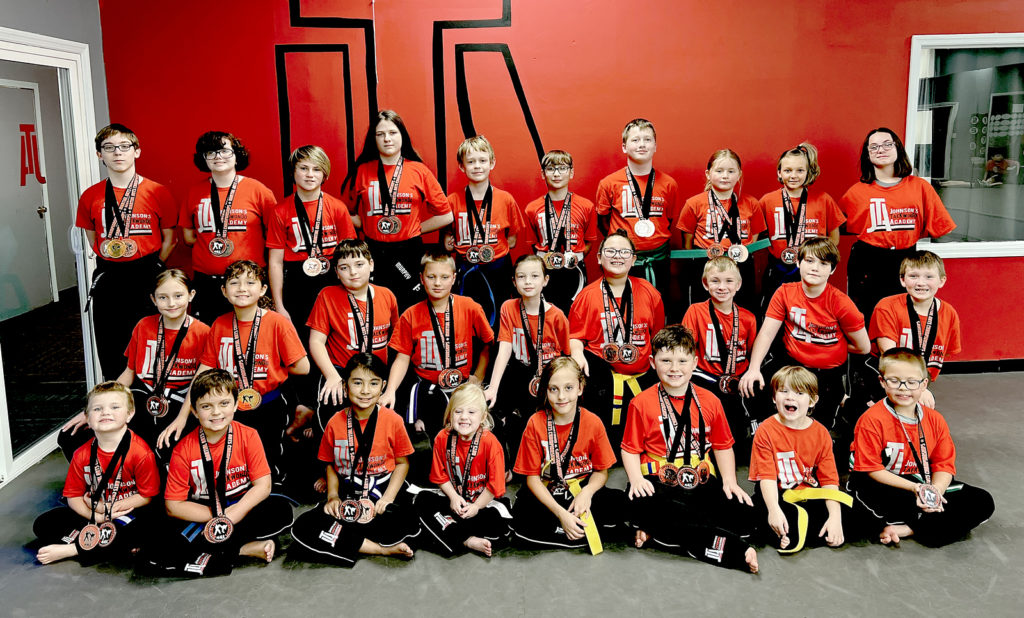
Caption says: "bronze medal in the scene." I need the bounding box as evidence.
[340,499,362,523]
[677,466,699,490]
[208,236,234,257]
[122,238,138,258]
[618,343,639,364]
[318,257,331,273]
[106,239,126,259]
[466,246,481,264]
[781,247,798,265]
[302,257,323,277]
[529,376,541,397]
[357,498,376,523]
[237,388,262,411]
[479,246,495,263]
[78,523,101,551]
[377,215,402,235]
[602,343,620,363]
[203,516,234,543]
[633,218,656,238]
[439,369,463,390]
[544,251,564,270]
[657,463,679,486]
[706,243,725,259]
[696,460,712,485]
[727,243,749,263]
[146,395,169,418]
[918,483,941,509]
[718,375,738,395]
[97,521,117,547]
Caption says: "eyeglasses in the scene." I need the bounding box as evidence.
[602,248,635,258]
[100,143,135,153]
[868,141,896,153]
[883,377,925,390]
[544,165,571,174]
[204,149,235,160]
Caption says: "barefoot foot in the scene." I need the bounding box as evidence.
[37,543,78,564]
[634,529,649,548]
[381,542,414,558]
[464,536,492,556]
[880,524,913,545]
[239,539,276,563]
[745,547,759,574]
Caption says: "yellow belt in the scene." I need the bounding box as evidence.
[777,487,853,554]
[611,371,643,425]
[566,478,603,555]
[642,452,717,478]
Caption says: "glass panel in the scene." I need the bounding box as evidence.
[0,60,87,457]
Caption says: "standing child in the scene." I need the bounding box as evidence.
[484,255,570,460]
[34,382,160,565]
[759,143,845,313]
[290,354,420,566]
[596,118,680,288]
[677,149,766,309]
[847,348,994,546]
[621,326,759,573]
[415,384,512,557]
[146,369,293,577]
[511,357,628,551]
[749,366,852,554]
[523,149,599,313]
[381,249,494,438]
[444,136,525,330]
[681,257,759,458]
[569,230,664,447]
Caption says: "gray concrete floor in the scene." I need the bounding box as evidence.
[1,372,1021,617]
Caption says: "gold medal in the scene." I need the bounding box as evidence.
[106,239,126,259]
[237,388,262,411]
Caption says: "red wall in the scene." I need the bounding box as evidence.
[97,0,1024,362]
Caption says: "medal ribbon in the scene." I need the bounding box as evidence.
[152,317,192,397]
[708,191,741,244]
[197,423,233,518]
[446,428,483,500]
[906,295,938,364]
[544,193,573,252]
[464,184,494,246]
[231,309,262,392]
[781,188,808,249]
[707,301,739,377]
[518,298,546,378]
[346,406,379,499]
[657,384,706,462]
[887,400,932,484]
[625,168,655,222]
[293,192,325,257]
[601,279,634,346]
[545,409,581,483]
[347,289,376,354]
[376,157,405,217]
[87,430,131,524]
[209,175,241,240]
[427,296,456,373]
[103,175,140,240]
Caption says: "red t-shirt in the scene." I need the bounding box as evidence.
[851,401,957,477]
[766,283,865,369]
[165,422,270,502]
[178,176,277,274]
[124,315,210,393]
[681,301,757,378]
[677,192,767,249]
[621,384,734,466]
[307,284,398,367]
[749,415,839,490]
[63,431,161,500]
[568,277,665,375]
[759,189,846,259]
[513,408,617,479]
[447,186,525,260]
[389,295,494,384]
[839,176,956,249]
[318,407,414,477]
[429,428,506,500]
[200,309,307,394]
[868,294,961,381]
[265,192,356,261]
[75,177,177,260]
[345,160,450,242]
[497,299,570,367]
[523,193,599,253]
[595,168,681,251]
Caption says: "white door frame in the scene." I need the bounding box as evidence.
[0,26,100,488]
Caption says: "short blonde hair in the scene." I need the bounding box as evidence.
[541,150,573,170]
[87,381,134,414]
[289,145,331,179]
[878,347,928,379]
[442,383,495,430]
[900,251,946,278]
[702,256,741,283]
[456,135,495,166]
[420,247,456,273]
[770,366,819,402]
[621,118,656,143]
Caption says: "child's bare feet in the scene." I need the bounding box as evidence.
[880,524,913,545]
[745,547,759,573]
[313,477,327,493]
[464,536,492,556]
[634,529,649,548]
[286,405,314,442]
[779,534,790,549]
[37,543,78,564]
[239,539,276,563]
[362,539,414,558]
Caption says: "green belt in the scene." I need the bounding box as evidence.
[669,238,771,259]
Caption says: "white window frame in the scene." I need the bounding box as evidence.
[907,33,1024,258]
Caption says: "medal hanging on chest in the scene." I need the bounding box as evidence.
[295,192,330,276]
[707,191,742,260]
[656,384,708,490]
[519,298,547,397]
[100,175,140,259]
[233,310,263,411]
[907,295,938,366]
[207,176,241,258]
[600,280,637,364]
[626,168,656,238]
[780,188,808,265]
[544,410,581,497]
[543,193,575,269]
[447,428,483,501]
[430,296,463,390]
[376,158,404,235]
[79,431,131,551]
[891,403,941,509]
[340,407,380,523]
[146,317,192,417]
[347,289,376,355]
[199,425,235,543]
[464,185,495,263]
[707,301,740,394]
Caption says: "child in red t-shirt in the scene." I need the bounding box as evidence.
[621,326,758,572]
[846,349,993,547]
[749,366,851,554]
[511,357,628,551]
[596,119,680,289]
[35,382,160,566]
[739,238,870,432]
[681,256,759,458]
[414,383,511,557]
[759,143,845,313]
[443,136,525,330]
[485,255,570,462]
[524,149,599,313]
[382,249,494,437]
[290,354,421,566]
